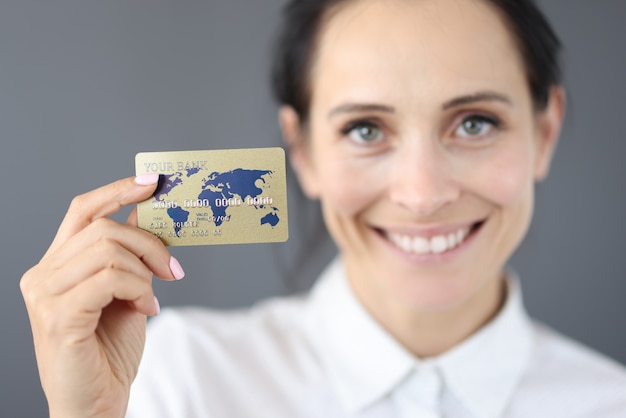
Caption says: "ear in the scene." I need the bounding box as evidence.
[279,106,321,199]
[534,86,566,181]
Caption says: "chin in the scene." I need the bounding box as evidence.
[389,266,486,312]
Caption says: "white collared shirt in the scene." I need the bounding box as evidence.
[127,260,626,417]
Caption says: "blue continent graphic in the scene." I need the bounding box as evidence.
[197,188,228,225]
[186,167,201,177]
[167,207,190,236]
[198,168,280,227]
[154,173,183,202]
[152,168,281,232]
[205,168,271,200]
[154,169,203,201]
[260,212,280,227]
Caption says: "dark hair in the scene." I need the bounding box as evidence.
[271,0,562,121]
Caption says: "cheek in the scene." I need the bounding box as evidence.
[466,140,535,207]
[314,155,386,217]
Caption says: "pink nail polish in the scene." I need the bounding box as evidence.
[169,256,185,280]
[135,173,160,186]
[153,296,161,316]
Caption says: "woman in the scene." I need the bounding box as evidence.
[21,0,626,417]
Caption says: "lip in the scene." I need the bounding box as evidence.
[372,218,487,264]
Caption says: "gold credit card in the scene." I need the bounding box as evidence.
[135,148,288,246]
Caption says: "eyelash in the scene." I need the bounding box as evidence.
[340,119,385,144]
[453,114,501,139]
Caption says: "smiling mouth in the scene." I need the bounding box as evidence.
[383,221,485,255]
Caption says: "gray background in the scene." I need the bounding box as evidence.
[1,0,624,415]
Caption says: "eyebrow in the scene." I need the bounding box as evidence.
[327,91,512,119]
[328,103,396,119]
[442,92,512,109]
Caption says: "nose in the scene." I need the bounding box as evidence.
[388,141,460,217]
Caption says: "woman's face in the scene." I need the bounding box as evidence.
[285,0,562,313]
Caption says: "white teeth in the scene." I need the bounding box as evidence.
[447,233,457,248]
[387,226,472,255]
[412,236,430,254]
[430,236,448,254]
[456,229,464,244]
[400,235,412,253]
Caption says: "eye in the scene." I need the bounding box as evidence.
[342,121,385,144]
[454,115,500,138]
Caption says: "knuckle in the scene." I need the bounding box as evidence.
[86,218,118,242]
[92,237,119,257]
[20,268,43,304]
[21,284,40,307]
[90,217,115,232]
[19,267,35,294]
[95,244,122,270]
[68,194,87,215]
[22,285,50,318]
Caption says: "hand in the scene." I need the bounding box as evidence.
[20,174,185,418]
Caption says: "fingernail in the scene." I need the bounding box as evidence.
[135,173,160,186]
[153,296,161,316]
[169,256,185,280]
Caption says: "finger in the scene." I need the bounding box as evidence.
[60,269,159,325]
[85,269,157,317]
[44,218,179,281]
[126,207,138,227]
[46,175,159,257]
[44,239,153,296]
[24,269,158,346]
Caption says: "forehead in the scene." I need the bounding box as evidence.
[311,0,528,107]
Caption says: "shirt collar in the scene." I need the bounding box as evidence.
[305,258,535,417]
[437,269,534,418]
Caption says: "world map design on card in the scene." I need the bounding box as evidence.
[135,148,288,246]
